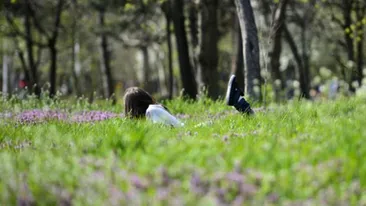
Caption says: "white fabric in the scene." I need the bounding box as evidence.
[146,104,184,127]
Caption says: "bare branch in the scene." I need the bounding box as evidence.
[5,12,47,48]
[27,1,51,39]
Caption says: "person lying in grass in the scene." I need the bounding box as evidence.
[124,75,254,127]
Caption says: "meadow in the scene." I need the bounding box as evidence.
[0,95,365,205]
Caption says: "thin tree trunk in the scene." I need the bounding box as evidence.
[166,11,173,99]
[234,0,262,100]
[270,0,289,101]
[24,0,40,95]
[141,46,150,90]
[342,0,356,91]
[355,3,365,85]
[162,1,174,99]
[48,0,63,98]
[49,44,57,97]
[283,25,310,98]
[356,32,364,85]
[2,53,9,96]
[231,20,245,92]
[171,0,197,99]
[199,0,220,99]
[14,41,31,83]
[98,9,115,102]
[300,26,311,99]
[188,1,199,74]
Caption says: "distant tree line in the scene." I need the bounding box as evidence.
[1,0,365,102]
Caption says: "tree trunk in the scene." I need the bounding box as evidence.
[342,0,356,91]
[270,0,289,101]
[49,44,57,97]
[162,1,174,99]
[300,26,311,99]
[231,20,245,92]
[199,0,220,99]
[141,46,150,90]
[24,0,40,95]
[98,9,115,102]
[283,25,310,98]
[2,53,9,97]
[234,0,262,100]
[343,0,354,62]
[188,1,199,74]
[15,43,31,83]
[171,0,197,99]
[166,11,173,99]
[355,2,365,85]
[356,32,364,85]
[48,0,63,98]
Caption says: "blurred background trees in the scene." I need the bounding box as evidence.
[1,0,365,103]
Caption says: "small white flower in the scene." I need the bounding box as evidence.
[274,79,282,87]
[352,81,360,89]
[347,61,355,68]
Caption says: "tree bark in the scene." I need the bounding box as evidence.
[300,26,311,99]
[234,0,262,100]
[98,9,115,102]
[166,12,173,99]
[188,1,199,74]
[270,0,289,101]
[355,2,365,85]
[2,53,9,96]
[171,0,197,99]
[24,0,40,95]
[48,0,63,97]
[343,0,354,63]
[49,44,57,97]
[141,46,150,90]
[231,20,245,92]
[283,25,310,98]
[199,0,220,99]
[162,1,174,99]
[13,39,31,83]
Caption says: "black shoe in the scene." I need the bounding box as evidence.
[225,75,244,106]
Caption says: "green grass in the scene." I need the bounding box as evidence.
[0,96,366,205]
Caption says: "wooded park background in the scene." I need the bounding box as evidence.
[1,0,366,103]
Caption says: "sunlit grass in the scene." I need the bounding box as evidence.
[0,96,365,205]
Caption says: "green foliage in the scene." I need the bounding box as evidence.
[0,97,366,204]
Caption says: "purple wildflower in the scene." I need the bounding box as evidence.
[13,109,121,124]
[71,111,118,123]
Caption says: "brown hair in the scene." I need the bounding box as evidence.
[124,87,156,118]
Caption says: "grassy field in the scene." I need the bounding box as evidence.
[0,96,365,205]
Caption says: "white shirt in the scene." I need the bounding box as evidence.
[145,104,183,127]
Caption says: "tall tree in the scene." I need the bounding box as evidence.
[162,1,174,99]
[47,0,64,97]
[283,25,310,99]
[21,0,65,97]
[198,0,220,99]
[97,8,115,102]
[4,0,45,96]
[234,0,262,100]
[170,0,197,99]
[269,0,289,101]
[231,20,245,92]
[2,47,9,96]
[354,1,365,86]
